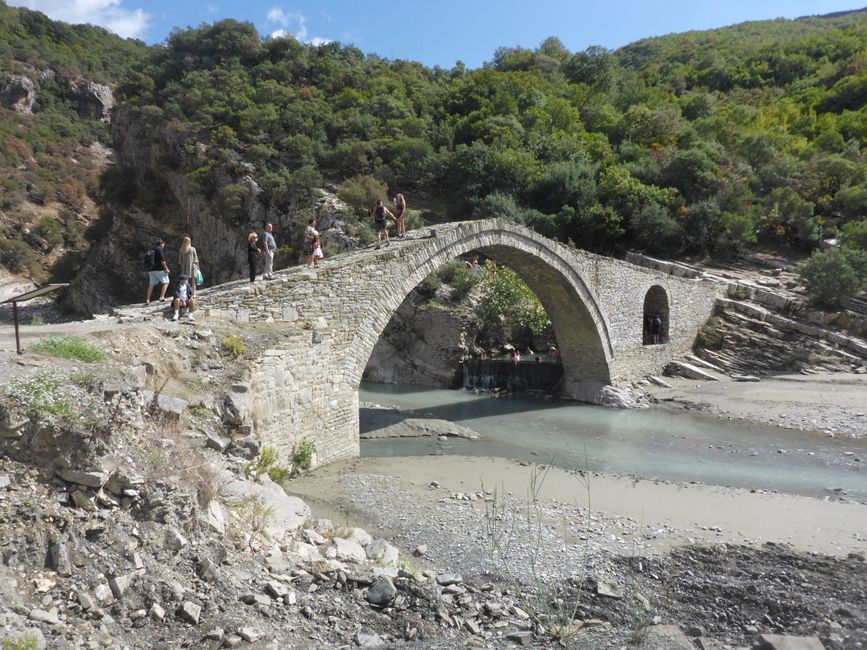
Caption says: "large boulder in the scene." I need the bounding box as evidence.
[69,77,114,121]
[1,74,36,113]
[220,472,310,542]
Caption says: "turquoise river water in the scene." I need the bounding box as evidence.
[359,383,867,501]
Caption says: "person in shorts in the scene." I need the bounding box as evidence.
[146,239,170,304]
[261,223,277,279]
[371,200,394,249]
[171,274,197,321]
[393,193,407,239]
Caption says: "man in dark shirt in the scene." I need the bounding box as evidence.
[146,239,171,304]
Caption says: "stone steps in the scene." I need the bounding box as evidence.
[692,302,864,376]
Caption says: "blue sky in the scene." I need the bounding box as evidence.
[8,0,867,67]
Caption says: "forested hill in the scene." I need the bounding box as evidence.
[0,2,147,284]
[1,5,866,305]
[115,8,866,258]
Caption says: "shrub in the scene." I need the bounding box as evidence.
[449,265,480,301]
[435,261,479,301]
[477,265,550,336]
[34,216,64,248]
[31,335,105,362]
[245,446,291,483]
[0,237,40,276]
[841,220,867,251]
[292,439,315,471]
[797,248,867,308]
[221,335,245,358]
[337,174,388,218]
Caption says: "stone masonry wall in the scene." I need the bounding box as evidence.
[198,220,721,467]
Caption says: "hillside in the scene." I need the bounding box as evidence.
[0,2,146,293]
[0,6,865,312]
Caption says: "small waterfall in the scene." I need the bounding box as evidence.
[462,358,563,393]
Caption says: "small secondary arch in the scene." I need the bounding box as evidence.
[642,285,670,345]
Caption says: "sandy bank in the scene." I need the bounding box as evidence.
[288,454,867,559]
[646,372,867,438]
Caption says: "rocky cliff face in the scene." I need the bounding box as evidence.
[363,289,479,388]
[0,70,114,119]
[63,107,361,314]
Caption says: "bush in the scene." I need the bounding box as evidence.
[629,203,679,254]
[841,220,867,251]
[292,439,315,471]
[337,174,389,219]
[477,265,550,336]
[245,446,291,483]
[0,237,40,276]
[797,248,867,308]
[31,335,105,362]
[435,260,479,302]
[221,335,245,358]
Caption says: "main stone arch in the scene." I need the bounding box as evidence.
[201,218,721,467]
[340,225,615,402]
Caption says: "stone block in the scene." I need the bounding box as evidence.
[758,635,826,650]
[177,601,201,624]
[638,625,693,650]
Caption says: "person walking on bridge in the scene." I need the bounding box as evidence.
[371,200,394,249]
[393,193,407,239]
[261,223,277,280]
[247,232,260,282]
[304,218,319,269]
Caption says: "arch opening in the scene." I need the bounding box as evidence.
[363,254,565,393]
[345,231,614,403]
[642,285,669,345]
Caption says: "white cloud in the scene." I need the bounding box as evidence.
[265,7,330,46]
[8,0,150,39]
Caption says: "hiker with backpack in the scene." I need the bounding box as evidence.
[145,239,170,304]
[371,200,394,249]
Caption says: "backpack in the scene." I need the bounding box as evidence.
[143,248,156,270]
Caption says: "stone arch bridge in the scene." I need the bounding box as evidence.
[201,219,720,466]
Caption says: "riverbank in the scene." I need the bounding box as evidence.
[286,454,867,648]
[286,455,867,561]
[645,372,867,439]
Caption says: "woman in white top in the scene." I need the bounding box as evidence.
[177,236,200,296]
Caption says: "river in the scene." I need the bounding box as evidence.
[359,383,867,501]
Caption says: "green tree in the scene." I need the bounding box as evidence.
[797,248,867,308]
[477,265,550,337]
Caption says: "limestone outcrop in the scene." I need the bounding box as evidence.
[68,77,114,121]
[1,73,36,113]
